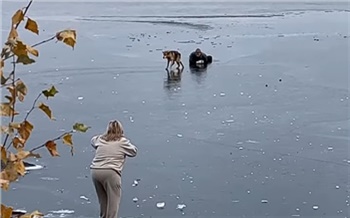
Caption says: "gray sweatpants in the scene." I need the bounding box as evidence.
[91,168,121,218]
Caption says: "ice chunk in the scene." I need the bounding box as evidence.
[156,202,166,209]
[77,96,84,100]
[261,199,268,203]
[176,204,186,210]
[80,196,89,201]
[220,92,226,97]
[312,205,319,210]
[133,197,138,203]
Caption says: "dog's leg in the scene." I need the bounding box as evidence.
[178,61,184,70]
[166,60,170,69]
[170,61,175,69]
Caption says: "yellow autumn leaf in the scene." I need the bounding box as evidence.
[1,203,13,218]
[45,140,60,157]
[1,146,7,164]
[0,179,10,191]
[1,161,19,182]
[15,79,28,102]
[18,120,34,142]
[9,122,21,129]
[0,126,9,134]
[12,9,24,26]
[62,133,73,146]
[1,69,9,85]
[26,45,39,57]
[12,137,25,150]
[56,29,77,49]
[12,40,27,57]
[15,160,26,176]
[8,27,18,40]
[0,103,18,117]
[38,102,54,119]
[16,150,30,160]
[25,17,39,35]
[16,54,35,65]
[19,210,44,218]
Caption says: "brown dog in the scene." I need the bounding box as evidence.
[162,50,184,70]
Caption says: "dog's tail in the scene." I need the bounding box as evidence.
[207,55,213,64]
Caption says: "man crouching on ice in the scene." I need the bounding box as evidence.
[189,48,213,69]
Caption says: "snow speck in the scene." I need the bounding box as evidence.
[156,202,166,209]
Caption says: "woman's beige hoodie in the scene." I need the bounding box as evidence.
[90,135,137,176]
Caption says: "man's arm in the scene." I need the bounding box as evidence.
[189,52,198,67]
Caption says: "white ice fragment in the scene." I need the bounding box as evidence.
[176,204,186,210]
[335,185,340,189]
[220,92,226,97]
[240,92,244,95]
[246,140,259,144]
[80,195,89,201]
[327,146,333,151]
[77,96,84,100]
[312,205,319,210]
[177,134,183,138]
[232,200,240,203]
[133,197,138,203]
[261,199,268,203]
[156,202,166,209]
[132,180,139,187]
[238,147,243,150]
[40,177,59,181]
[225,119,234,123]
[49,210,74,214]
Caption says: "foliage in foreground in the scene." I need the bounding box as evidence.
[1,1,89,217]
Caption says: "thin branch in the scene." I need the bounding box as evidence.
[0,78,20,88]
[31,35,56,48]
[2,57,17,147]
[3,35,56,61]
[24,93,42,121]
[6,141,13,150]
[30,130,74,153]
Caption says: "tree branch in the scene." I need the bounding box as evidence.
[2,57,17,147]
[30,130,74,153]
[0,78,20,88]
[24,93,42,121]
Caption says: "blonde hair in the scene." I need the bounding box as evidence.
[101,120,124,141]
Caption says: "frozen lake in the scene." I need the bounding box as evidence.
[1,1,349,217]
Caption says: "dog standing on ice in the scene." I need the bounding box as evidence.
[162,50,184,70]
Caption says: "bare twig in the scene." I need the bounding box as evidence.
[24,93,42,121]
[31,35,56,48]
[30,130,74,152]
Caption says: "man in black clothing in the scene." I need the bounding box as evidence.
[189,48,213,69]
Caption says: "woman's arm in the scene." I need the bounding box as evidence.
[90,135,99,149]
[120,138,138,157]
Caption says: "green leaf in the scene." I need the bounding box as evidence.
[73,123,90,132]
[42,86,58,99]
